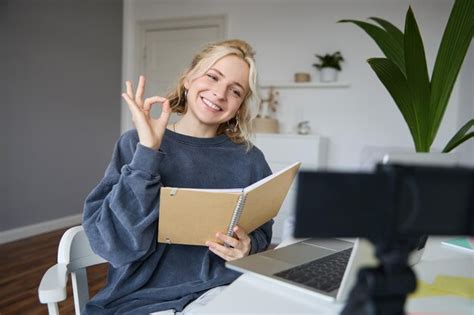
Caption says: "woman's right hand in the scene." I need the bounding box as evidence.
[121,75,171,150]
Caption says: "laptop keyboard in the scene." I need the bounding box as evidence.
[274,248,352,293]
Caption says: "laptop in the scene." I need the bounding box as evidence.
[226,237,377,302]
[226,165,384,302]
[226,164,385,302]
[226,156,436,303]
[227,155,461,302]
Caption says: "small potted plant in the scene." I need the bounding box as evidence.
[313,51,344,82]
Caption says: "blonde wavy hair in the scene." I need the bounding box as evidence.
[165,39,259,149]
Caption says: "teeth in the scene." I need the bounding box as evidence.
[202,97,222,111]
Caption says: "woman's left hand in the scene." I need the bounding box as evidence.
[206,226,251,261]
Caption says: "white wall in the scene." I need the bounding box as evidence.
[122,0,472,170]
[1,0,122,233]
[456,44,474,167]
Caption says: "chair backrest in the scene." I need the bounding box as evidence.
[59,226,106,314]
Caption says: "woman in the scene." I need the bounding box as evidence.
[82,39,273,314]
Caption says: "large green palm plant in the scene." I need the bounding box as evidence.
[340,0,473,153]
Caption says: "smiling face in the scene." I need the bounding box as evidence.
[183,54,250,130]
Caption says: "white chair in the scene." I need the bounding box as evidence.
[38,226,106,315]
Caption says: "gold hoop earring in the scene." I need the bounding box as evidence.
[227,116,239,133]
[234,115,239,132]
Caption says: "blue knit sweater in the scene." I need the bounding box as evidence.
[82,129,273,314]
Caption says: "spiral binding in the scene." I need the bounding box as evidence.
[226,192,247,238]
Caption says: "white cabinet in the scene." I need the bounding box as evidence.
[260,82,350,89]
[252,133,328,244]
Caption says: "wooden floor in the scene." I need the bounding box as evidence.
[0,227,108,315]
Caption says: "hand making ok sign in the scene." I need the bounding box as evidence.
[121,75,171,150]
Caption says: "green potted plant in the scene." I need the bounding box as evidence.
[313,51,344,82]
[339,0,473,265]
[339,0,473,154]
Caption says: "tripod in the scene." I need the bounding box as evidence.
[293,163,474,314]
[341,237,419,315]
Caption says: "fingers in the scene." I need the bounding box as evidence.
[123,76,168,114]
[159,98,172,123]
[206,241,235,261]
[123,91,170,119]
[121,93,141,117]
[126,80,134,99]
[161,98,171,114]
[144,96,172,126]
[135,75,145,106]
[233,226,251,245]
[207,227,252,261]
[143,96,166,112]
[142,96,170,112]
[215,232,239,248]
[215,227,250,250]
[125,76,145,106]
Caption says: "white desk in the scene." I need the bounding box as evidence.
[197,237,473,314]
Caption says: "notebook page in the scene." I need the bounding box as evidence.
[243,161,301,194]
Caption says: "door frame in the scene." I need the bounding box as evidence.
[121,15,226,131]
[135,15,227,78]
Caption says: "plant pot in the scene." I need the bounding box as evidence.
[382,151,458,266]
[253,117,279,133]
[320,68,338,82]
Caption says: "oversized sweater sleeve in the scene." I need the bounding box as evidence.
[82,131,164,268]
[248,219,273,255]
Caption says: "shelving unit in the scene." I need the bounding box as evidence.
[260,82,350,89]
[253,133,328,244]
[257,80,351,135]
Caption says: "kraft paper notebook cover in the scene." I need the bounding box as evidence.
[158,162,301,246]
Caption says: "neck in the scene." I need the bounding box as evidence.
[174,115,219,138]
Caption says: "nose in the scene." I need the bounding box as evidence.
[212,82,227,100]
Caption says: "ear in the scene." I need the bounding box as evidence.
[183,77,190,90]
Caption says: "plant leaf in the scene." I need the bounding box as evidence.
[339,19,406,74]
[404,6,431,152]
[369,17,404,49]
[430,0,474,143]
[367,58,423,151]
[442,132,473,153]
[442,119,474,153]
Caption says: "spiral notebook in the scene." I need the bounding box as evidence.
[157,162,301,246]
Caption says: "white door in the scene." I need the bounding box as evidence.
[137,17,225,121]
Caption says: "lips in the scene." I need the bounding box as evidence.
[201,97,222,111]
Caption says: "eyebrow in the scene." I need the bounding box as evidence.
[209,68,246,91]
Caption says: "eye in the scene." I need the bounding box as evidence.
[206,73,218,81]
[231,88,242,97]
